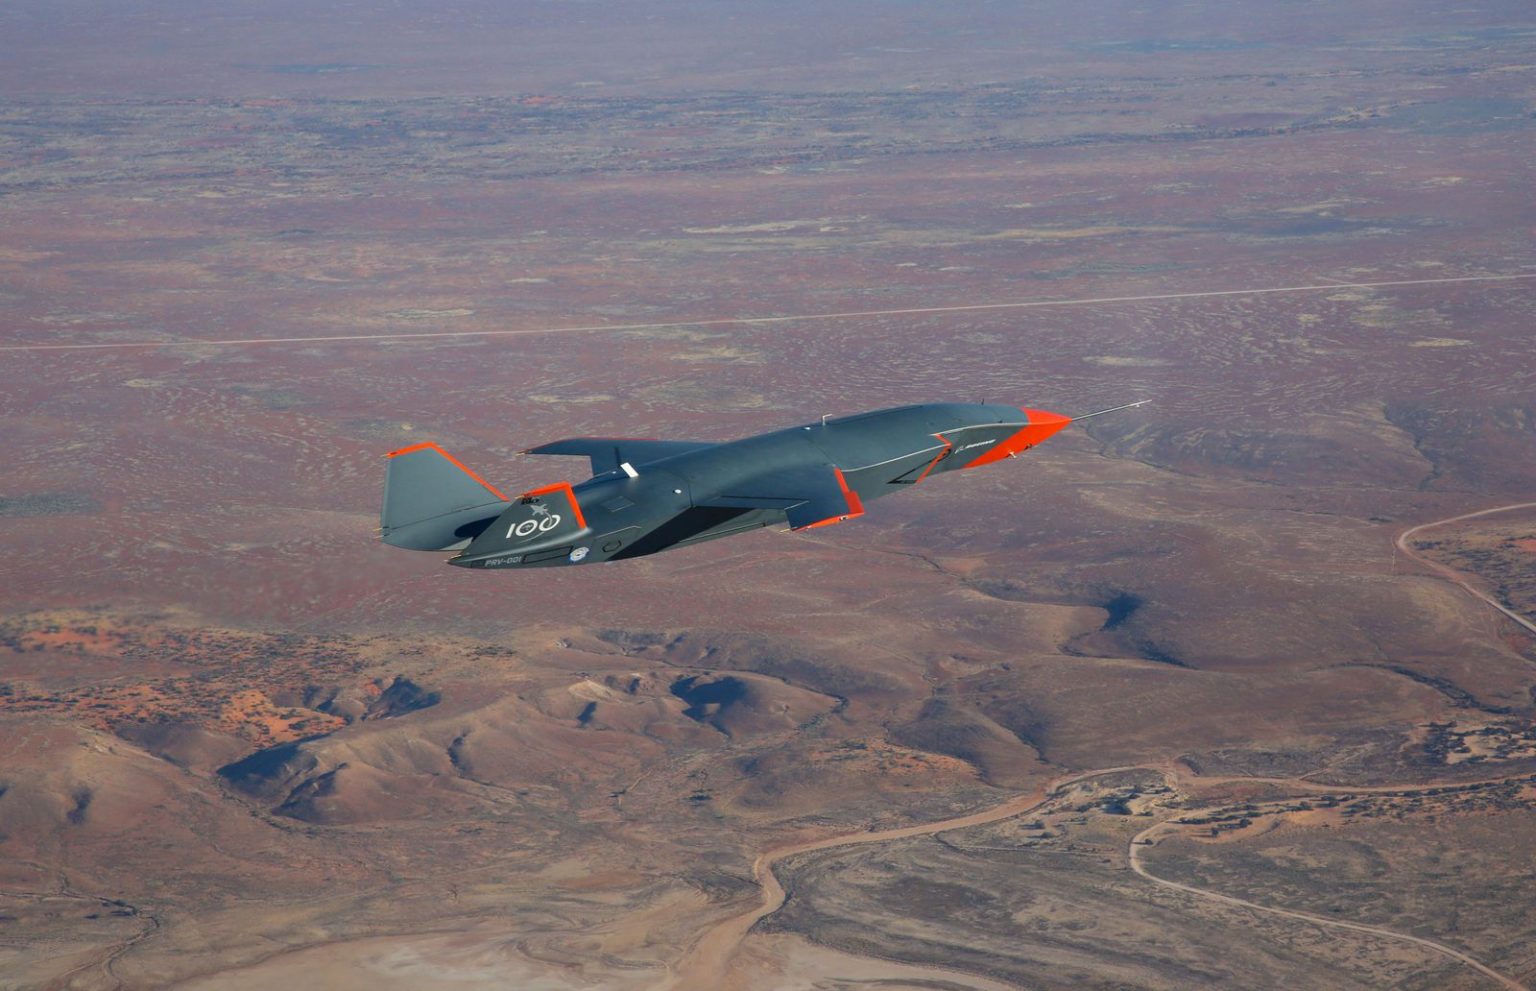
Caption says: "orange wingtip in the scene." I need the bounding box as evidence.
[520,480,587,530]
[385,441,509,501]
[796,467,866,529]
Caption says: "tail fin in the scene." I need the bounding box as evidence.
[381,443,510,551]
[449,482,592,568]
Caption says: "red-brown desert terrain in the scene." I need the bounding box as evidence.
[2,2,1535,988]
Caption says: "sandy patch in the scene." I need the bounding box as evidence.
[733,932,1019,991]
[169,929,662,991]
[682,218,837,235]
[1083,355,1174,367]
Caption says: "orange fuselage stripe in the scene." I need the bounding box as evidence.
[913,433,952,484]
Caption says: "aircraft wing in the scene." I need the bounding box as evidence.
[524,438,716,476]
[702,464,865,530]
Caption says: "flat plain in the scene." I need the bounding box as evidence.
[2,2,1535,989]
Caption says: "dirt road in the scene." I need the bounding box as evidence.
[1129,791,1529,991]
[661,764,1532,991]
[1397,502,1536,640]
[655,766,1147,991]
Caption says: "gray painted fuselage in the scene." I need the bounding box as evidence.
[448,402,1047,569]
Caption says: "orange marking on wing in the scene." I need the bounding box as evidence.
[800,467,866,529]
[385,441,509,501]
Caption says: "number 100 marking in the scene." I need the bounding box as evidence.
[508,514,562,539]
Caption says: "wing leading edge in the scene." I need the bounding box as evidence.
[524,438,716,476]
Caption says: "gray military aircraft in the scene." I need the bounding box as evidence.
[380,401,1146,569]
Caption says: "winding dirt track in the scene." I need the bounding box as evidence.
[27,885,159,991]
[660,765,1533,991]
[655,766,1143,991]
[1128,807,1530,991]
[1396,502,1536,640]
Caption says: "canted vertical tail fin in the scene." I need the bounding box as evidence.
[381,442,510,551]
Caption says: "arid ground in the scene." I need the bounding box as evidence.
[2,2,1535,989]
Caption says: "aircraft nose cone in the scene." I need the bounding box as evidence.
[1022,408,1071,427]
[962,407,1076,468]
[1020,408,1073,442]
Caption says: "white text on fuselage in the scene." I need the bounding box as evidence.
[508,515,562,539]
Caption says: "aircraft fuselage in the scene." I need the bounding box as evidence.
[417,403,1070,569]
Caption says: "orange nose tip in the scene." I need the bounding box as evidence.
[963,408,1074,468]
[1021,407,1071,426]
[1021,408,1073,440]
